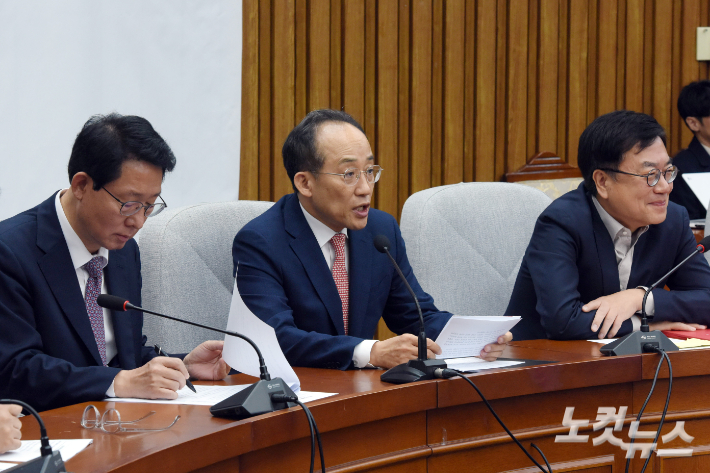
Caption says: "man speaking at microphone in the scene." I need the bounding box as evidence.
[233,109,512,370]
[0,114,229,412]
[506,110,710,341]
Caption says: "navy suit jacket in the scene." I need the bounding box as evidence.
[505,184,710,340]
[669,136,710,220]
[0,193,154,411]
[232,193,452,369]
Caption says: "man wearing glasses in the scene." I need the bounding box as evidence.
[233,109,512,370]
[506,110,710,341]
[0,114,228,412]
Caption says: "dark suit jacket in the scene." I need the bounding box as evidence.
[505,184,710,340]
[232,193,452,369]
[0,193,154,411]
[669,136,710,220]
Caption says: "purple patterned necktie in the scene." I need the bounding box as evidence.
[83,256,108,366]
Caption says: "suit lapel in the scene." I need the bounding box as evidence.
[105,250,137,368]
[347,228,372,338]
[587,192,621,295]
[36,193,104,366]
[284,195,346,335]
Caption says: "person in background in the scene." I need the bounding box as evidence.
[670,80,710,220]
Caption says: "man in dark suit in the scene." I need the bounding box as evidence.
[233,109,512,370]
[669,80,710,220]
[0,114,228,412]
[506,110,710,341]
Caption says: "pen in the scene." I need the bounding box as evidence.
[154,344,197,393]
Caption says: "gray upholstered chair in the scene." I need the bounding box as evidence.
[139,200,273,353]
[400,182,552,317]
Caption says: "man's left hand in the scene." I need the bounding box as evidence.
[478,331,513,361]
[184,340,230,380]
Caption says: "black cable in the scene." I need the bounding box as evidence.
[272,394,326,473]
[437,370,552,473]
[623,347,672,473]
[295,400,326,473]
[639,348,672,473]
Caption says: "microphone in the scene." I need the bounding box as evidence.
[601,235,710,356]
[0,399,67,473]
[373,235,446,384]
[96,294,297,419]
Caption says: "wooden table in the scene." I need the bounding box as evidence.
[18,341,710,473]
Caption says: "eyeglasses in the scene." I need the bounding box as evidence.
[598,165,678,187]
[314,165,383,186]
[81,405,180,433]
[102,187,167,217]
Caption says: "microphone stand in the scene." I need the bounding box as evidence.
[598,247,706,356]
[98,296,296,419]
[0,399,68,473]
[375,238,446,384]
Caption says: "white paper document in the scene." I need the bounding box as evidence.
[222,277,300,392]
[0,463,18,471]
[445,356,524,372]
[683,172,710,210]
[435,315,521,359]
[0,439,92,463]
[108,384,336,405]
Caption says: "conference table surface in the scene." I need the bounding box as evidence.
[16,339,710,473]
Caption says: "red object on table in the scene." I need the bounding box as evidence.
[662,329,710,340]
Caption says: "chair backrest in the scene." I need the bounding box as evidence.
[139,200,273,353]
[400,182,552,317]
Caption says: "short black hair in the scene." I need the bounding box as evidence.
[68,113,177,190]
[578,110,666,196]
[282,109,365,191]
[677,80,710,125]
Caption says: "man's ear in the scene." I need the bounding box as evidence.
[592,169,611,199]
[70,172,93,201]
[294,171,314,197]
[686,116,701,133]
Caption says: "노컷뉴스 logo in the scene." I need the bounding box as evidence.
[555,407,693,459]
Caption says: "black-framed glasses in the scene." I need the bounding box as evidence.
[315,165,383,186]
[102,187,167,217]
[598,165,677,187]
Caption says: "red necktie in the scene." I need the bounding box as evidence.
[330,233,349,335]
[83,256,108,366]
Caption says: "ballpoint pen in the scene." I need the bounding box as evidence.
[154,344,197,393]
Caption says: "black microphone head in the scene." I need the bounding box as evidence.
[97,294,129,311]
[374,235,391,254]
[697,236,710,254]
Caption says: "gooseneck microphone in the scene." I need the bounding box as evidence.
[96,294,296,419]
[373,235,446,384]
[0,399,67,473]
[601,235,710,356]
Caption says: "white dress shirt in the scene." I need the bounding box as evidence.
[300,203,377,368]
[55,190,118,394]
[592,196,654,332]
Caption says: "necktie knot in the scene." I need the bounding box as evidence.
[83,256,107,279]
[330,233,346,255]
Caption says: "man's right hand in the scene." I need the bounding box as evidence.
[369,334,442,369]
[113,357,190,399]
[0,404,22,454]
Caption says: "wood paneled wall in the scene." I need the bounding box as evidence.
[239,0,710,219]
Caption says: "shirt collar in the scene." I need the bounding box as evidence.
[55,190,110,270]
[592,195,648,242]
[299,202,347,249]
